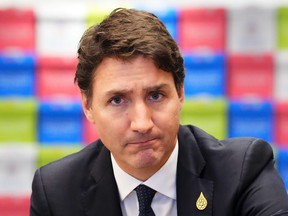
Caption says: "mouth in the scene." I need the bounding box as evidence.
[128,138,157,146]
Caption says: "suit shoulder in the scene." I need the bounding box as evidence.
[181,125,274,177]
[220,137,273,162]
[189,124,273,160]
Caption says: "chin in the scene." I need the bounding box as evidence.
[133,153,161,169]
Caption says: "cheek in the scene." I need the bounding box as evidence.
[157,102,181,122]
[152,108,180,138]
[94,114,129,144]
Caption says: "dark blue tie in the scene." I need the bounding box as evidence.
[135,184,156,216]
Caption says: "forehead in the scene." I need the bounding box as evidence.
[94,56,156,77]
[92,56,174,91]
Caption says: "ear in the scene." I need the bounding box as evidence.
[178,85,185,105]
[80,93,95,124]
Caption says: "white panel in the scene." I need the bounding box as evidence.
[0,144,37,196]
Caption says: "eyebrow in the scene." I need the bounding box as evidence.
[105,83,171,97]
[144,83,171,92]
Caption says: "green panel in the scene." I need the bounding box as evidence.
[0,99,37,143]
[277,7,288,49]
[38,145,82,167]
[86,7,110,28]
[180,98,227,139]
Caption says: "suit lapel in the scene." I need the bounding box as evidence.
[82,144,123,216]
[177,126,214,216]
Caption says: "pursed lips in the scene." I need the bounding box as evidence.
[128,137,157,145]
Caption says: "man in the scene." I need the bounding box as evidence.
[30,8,288,216]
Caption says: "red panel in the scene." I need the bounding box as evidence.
[37,56,80,99]
[227,54,274,99]
[0,196,30,216]
[178,8,226,52]
[0,9,35,52]
[275,102,288,146]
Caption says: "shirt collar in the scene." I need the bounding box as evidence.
[111,141,178,201]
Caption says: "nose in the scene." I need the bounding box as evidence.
[130,101,154,134]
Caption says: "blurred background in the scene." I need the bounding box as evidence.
[0,0,288,215]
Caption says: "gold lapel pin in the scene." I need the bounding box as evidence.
[196,192,208,210]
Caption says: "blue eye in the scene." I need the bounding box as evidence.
[110,96,124,105]
[149,92,163,101]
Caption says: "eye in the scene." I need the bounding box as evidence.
[110,96,124,105]
[149,91,163,101]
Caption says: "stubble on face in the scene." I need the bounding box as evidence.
[84,56,183,181]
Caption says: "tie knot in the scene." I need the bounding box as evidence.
[135,184,156,216]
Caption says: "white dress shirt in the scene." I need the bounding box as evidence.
[111,142,178,216]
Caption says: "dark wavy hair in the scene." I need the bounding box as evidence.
[75,8,185,104]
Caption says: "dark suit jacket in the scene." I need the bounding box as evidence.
[30,125,288,216]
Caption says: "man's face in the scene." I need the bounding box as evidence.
[82,56,184,180]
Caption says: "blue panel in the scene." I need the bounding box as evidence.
[38,100,83,144]
[153,8,178,41]
[0,53,35,97]
[184,52,226,97]
[228,100,273,142]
